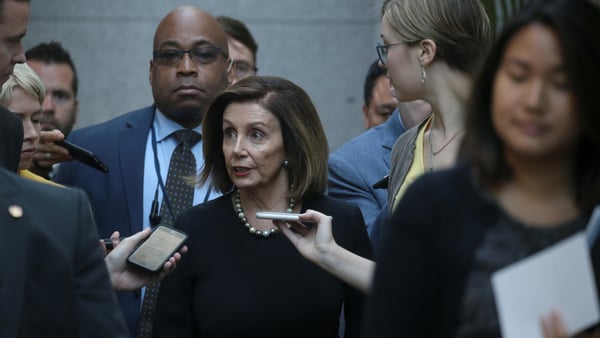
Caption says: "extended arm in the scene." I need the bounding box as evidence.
[277,209,375,293]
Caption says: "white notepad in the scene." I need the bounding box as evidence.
[492,233,599,338]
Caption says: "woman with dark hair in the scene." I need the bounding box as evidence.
[364,0,600,336]
[152,76,371,337]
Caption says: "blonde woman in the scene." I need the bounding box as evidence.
[0,63,61,186]
[281,0,491,294]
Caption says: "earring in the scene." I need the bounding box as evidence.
[282,160,289,167]
[421,66,427,83]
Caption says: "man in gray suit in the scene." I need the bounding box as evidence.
[0,0,130,336]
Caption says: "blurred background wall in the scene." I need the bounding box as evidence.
[24,0,384,151]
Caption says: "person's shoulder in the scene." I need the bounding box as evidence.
[69,105,154,139]
[305,193,361,216]
[3,167,79,199]
[391,119,424,152]
[20,169,63,186]
[331,127,382,160]
[404,163,473,205]
[180,192,232,218]
[307,194,370,247]
[413,162,469,186]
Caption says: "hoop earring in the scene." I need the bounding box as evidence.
[421,66,427,83]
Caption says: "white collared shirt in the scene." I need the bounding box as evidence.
[142,107,221,230]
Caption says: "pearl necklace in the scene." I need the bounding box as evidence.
[235,190,295,238]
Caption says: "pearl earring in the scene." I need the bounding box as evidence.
[282,160,289,167]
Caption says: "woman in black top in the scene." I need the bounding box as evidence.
[153,76,372,338]
[366,0,600,336]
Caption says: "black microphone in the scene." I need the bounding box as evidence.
[149,186,161,226]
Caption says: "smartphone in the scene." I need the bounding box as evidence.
[255,211,302,222]
[55,140,109,173]
[127,225,188,272]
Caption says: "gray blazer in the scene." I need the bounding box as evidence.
[387,120,424,209]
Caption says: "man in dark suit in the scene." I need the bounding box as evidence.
[0,106,22,172]
[0,0,129,336]
[0,167,129,337]
[0,0,26,173]
[54,6,229,334]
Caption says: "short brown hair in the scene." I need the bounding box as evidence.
[200,76,329,200]
[217,16,258,65]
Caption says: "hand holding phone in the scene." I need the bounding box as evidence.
[127,225,188,272]
[55,140,109,173]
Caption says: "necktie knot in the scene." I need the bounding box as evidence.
[174,129,201,147]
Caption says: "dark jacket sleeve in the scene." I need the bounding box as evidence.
[324,198,373,338]
[364,174,444,338]
[0,106,23,172]
[152,208,199,338]
[363,165,494,338]
[71,188,130,337]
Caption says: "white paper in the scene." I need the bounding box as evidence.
[492,233,599,338]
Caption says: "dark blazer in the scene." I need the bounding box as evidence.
[328,110,405,235]
[0,168,128,338]
[0,106,23,172]
[54,105,155,335]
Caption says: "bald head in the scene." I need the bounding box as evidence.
[153,6,228,55]
[149,6,230,128]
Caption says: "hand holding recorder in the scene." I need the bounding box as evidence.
[272,209,374,293]
[258,210,331,260]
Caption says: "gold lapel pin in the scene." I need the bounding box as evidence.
[8,205,23,218]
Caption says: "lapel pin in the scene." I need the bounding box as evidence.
[8,205,23,219]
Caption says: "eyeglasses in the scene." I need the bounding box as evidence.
[230,60,258,79]
[153,46,228,66]
[376,41,415,65]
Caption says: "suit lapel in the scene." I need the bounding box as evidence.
[0,169,29,333]
[118,106,154,234]
[381,111,405,169]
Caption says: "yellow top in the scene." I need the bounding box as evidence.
[392,116,433,211]
[19,169,64,188]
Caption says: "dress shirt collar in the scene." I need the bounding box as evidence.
[153,108,202,143]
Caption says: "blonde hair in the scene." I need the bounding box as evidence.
[382,0,491,74]
[0,63,46,106]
